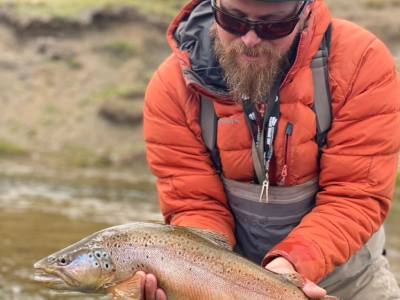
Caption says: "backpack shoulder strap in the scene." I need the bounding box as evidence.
[200,96,222,174]
[312,23,333,149]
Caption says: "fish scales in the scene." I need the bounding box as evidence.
[34,222,333,300]
[102,225,305,299]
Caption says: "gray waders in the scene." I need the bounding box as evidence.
[200,25,400,299]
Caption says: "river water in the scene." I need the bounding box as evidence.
[0,167,399,299]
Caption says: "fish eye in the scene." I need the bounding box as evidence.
[57,256,70,266]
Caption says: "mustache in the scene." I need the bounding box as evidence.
[228,40,277,57]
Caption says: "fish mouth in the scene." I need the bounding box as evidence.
[33,268,78,290]
[33,269,69,289]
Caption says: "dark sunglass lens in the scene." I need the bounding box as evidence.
[257,19,298,40]
[215,10,248,36]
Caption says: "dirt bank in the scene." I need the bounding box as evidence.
[0,6,170,172]
[0,1,398,176]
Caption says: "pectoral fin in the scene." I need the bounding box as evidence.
[267,270,305,288]
[183,227,233,251]
[107,273,143,300]
[270,270,340,300]
[278,273,340,300]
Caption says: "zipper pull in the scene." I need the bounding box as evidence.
[259,178,269,203]
[279,122,293,186]
[279,165,288,186]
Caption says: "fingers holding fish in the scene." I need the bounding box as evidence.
[143,273,167,300]
[265,256,328,300]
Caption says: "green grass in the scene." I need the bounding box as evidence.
[44,104,59,115]
[0,138,28,157]
[59,144,112,168]
[98,41,139,60]
[129,0,187,19]
[3,0,188,20]
[65,57,83,70]
[81,84,145,106]
[364,0,400,9]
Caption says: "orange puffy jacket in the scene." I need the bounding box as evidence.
[144,0,400,283]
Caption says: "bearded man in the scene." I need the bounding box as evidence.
[140,0,400,299]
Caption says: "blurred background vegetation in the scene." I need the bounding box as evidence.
[0,0,397,172]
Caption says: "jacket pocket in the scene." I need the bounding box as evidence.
[279,122,294,186]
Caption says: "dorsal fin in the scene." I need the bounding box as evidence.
[142,222,233,251]
[184,227,233,251]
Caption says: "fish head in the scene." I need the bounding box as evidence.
[34,246,117,293]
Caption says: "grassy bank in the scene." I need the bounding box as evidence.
[2,0,187,21]
[4,0,400,49]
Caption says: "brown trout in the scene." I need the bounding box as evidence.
[33,222,338,300]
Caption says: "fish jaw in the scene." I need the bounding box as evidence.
[33,263,80,291]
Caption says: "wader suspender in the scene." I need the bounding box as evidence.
[201,24,332,174]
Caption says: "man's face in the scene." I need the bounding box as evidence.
[212,0,307,103]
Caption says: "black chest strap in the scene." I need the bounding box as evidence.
[200,96,222,174]
[313,24,332,149]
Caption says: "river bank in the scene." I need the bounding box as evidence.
[0,0,398,171]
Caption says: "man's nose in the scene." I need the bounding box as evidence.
[241,29,262,48]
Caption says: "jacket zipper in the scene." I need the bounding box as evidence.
[279,122,293,186]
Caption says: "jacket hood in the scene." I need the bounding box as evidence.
[170,0,228,97]
[166,0,332,98]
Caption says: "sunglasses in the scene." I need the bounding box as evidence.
[211,0,308,40]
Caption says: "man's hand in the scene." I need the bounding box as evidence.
[136,271,168,300]
[265,257,327,299]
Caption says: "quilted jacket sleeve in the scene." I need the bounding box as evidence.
[143,55,236,245]
[264,31,400,282]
